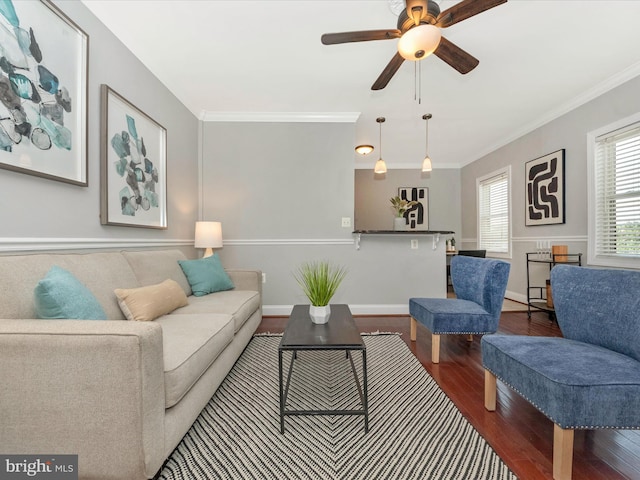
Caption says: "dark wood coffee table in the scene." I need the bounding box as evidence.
[278,304,368,433]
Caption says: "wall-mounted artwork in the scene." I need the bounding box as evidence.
[0,0,88,185]
[399,187,429,230]
[100,85,167,229]
[525,149,565,226]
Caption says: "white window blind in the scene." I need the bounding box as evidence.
[594,123,640,257]
[478,170,509,254]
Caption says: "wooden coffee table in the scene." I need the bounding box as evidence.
[278,304,368,433]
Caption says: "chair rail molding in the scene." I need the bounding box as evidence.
[0,237,193,253]
[224,238,354,246]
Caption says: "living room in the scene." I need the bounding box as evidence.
[2,1,640,479]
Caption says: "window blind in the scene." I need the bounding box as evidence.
[478,171,509,253]
[594,123,640,257]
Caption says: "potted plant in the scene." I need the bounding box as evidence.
[294,261,347,324]
[390,196,418,230]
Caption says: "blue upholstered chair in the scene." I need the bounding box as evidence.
[409,255,510,363]
[482,265,640,480]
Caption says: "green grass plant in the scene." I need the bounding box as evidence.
[294,261,347,306]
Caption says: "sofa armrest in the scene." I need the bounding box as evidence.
[226,269,262,295]
[0,319,165,479]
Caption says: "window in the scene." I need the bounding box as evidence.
[477,166,511,257]
[588,114,640,268]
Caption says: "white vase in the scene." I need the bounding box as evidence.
[309,305,331,324]
[394,217,406,231]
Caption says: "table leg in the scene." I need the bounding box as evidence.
[362,349,369,433]
[279,349,284,433]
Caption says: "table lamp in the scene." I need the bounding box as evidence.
[194,221,222,257]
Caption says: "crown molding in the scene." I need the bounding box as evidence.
[200,111,360,123]
[462,61,640,167]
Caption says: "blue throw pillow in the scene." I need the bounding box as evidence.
[178,254,234,297]
[34,266,107,320]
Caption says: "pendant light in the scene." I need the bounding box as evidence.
[374,117,387,174]
[422,113,433,172]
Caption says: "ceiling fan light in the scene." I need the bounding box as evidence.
[374,158,387,174]
[397,24,442,61]
[422,155,432,172]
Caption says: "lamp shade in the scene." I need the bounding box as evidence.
[422,155,432,172]
[397,24,442,61]
[374,158,387,174]
[195,221,223,257]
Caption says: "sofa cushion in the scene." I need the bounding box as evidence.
[178,254,234,296]
[155,313,234,408]
[482,334,640,428]
[122,249,192,296]
[34,266,107,320]
[0,252,140,320]
[172,290,260,333]
[115,279,188,322]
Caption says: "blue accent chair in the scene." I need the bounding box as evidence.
[409,255,510,363]
[482,264,640,480]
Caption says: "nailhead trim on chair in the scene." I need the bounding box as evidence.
[485,366,640,430]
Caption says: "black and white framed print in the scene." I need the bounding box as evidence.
[525,149,565,226]
[399,187,428,230]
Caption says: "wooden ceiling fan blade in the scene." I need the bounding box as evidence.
[436,0,507,28]
[371,52,405,90]
[433,36,479,74]
[321,29,401,45]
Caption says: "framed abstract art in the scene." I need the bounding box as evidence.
[100,85,167,229]
[525,149,565,226]
[399,186,429,230]
[0,0,88,185]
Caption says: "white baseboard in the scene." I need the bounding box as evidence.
[262,304,410,316]
[505,290,528,305]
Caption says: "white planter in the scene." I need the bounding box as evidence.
[394,217,406,231]
[309,305,331,324]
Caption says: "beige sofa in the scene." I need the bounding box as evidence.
[0,249,262,479]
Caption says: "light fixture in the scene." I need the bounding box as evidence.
[355,144,374,155]
[374,117,387,174]
[422,113,433,172]
[397,24,442,61]
[194,221,223,258]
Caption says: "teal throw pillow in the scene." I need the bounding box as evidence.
[178,254,234,297]
[34,266,107,320]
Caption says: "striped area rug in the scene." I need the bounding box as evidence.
[159,334,516,480]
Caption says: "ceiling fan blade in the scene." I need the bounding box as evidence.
[371,52,405,90]
[433,36,479,74]
[436,0,507,28]
[321,29,401,45]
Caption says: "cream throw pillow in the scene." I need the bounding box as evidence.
[115,279,188,321]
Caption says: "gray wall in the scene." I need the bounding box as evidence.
[0,1,199,252]
[461,74,640,302]
[355,168,461,239]
[201,121,447,314]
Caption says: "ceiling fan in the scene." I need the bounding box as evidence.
[321,0,507,90]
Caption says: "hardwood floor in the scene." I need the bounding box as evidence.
[257,311,640,479]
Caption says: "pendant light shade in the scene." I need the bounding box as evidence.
[374,117,387,174]
[422,113,433,172]
[398,25,442,61]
